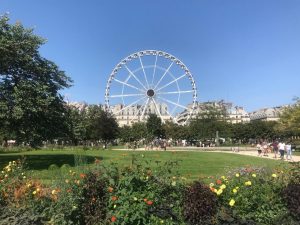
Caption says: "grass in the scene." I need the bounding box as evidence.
[0,149,286,182]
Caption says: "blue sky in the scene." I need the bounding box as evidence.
[1,0,300,112]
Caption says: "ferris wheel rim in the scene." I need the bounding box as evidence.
[105,50,197,125]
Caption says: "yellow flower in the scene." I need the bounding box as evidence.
[232,188,238,194]
[27,183,32,188]
[245,181,252,186]
[51,190,57,195]
[113,204,117,208]
[252,174,257,178]
[235,173,240,177]
[65,179,69,183]
[221,176,226,180]
[171,181,176,186]
[235,186,239,189]
[216,189,223,195]
[4,174,8,178]
[209,183,214,187]
[272,174,277,178]
[32,191,37,195]
[133,197,138,201]
[23,176,26,179]
[36,188,40,192]
[220,184,226,190]
[229,199,235,207]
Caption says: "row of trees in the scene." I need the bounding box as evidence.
[1,15,300,148]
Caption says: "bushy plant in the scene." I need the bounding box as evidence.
[182,181,217,225]
[210,168,288,225]
[283,183,300,221]
[104,156,186,225]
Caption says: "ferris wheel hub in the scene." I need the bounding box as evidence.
[147,89,155,97]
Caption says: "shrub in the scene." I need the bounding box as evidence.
[283,183,300,221]
[211,168,288,225]
[77,172,108,225]
[182,181,217,225]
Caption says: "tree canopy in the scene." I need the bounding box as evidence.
[0,15,72,147]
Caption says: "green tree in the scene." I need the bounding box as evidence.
[146,114,164,139]
[188,104,230,142]
[86,105,119,148]
[277,99,300,136]
[0,15,72,147]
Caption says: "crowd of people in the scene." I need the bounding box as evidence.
[256,140,293,160]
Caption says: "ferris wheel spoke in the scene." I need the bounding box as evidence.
[129,98,148,123]
[154,61,174,90]
[140,97,150,121]
[157,90,194,95]
[114,78,144,92]
[124,65,147,90]
[110,93,145,98]
[156,74,186,92]
[115,96,146,115]
[152,98,165,123]
[151,54,158,86]
[157,96,188,110]
[139,56,150,88]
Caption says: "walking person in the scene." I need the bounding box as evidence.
[271,140,279,159]
[285,142,292,160]
[257,142,262,157]
[278,141,286,160]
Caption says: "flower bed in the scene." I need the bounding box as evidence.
[0,157,299,225]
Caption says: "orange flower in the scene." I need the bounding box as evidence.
[108,187,114,193]
[111,215,117,222]
[80,173,86,179]
[146,200,153,205]
[111,196,118,201]
[210,187,216,192]
[216,179,222,185]
[143,198,148,202]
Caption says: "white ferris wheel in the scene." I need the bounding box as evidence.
[105,50,197,125]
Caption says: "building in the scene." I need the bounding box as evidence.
[176,100,250,124]
[109,102,171,126]
[248,106,287,121]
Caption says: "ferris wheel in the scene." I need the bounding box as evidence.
[105,50,197,125]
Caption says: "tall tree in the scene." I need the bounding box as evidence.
[277,99,300,136]
[0,15,72,147]
[146,114,164,139]
[86,105,119,148]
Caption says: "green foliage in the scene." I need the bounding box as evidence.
[277,98,300,136]
[86,105,119,147]
[212,168,288,225]
[105,158,185,225]
[283,184,300,221]
[146,114,164,139]
[182,181,218,225]
[0,15,72,147]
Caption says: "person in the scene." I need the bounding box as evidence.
[278,141,285,160]
[257,143,262,157]
[262,141,268,156]
[285,142,292,160]
[271,140,279,159]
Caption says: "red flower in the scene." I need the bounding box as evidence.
[108,187,114,193]
[146,200,153,205]
[80,173,86,179]
[111,196,118,201]
[216,179,222,185]
[111,216,117,222]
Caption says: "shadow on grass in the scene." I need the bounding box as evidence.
[0,154,102,170]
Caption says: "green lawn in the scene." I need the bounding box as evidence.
[0,149,285,182]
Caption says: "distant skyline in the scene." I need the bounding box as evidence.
[1,0,300,112]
